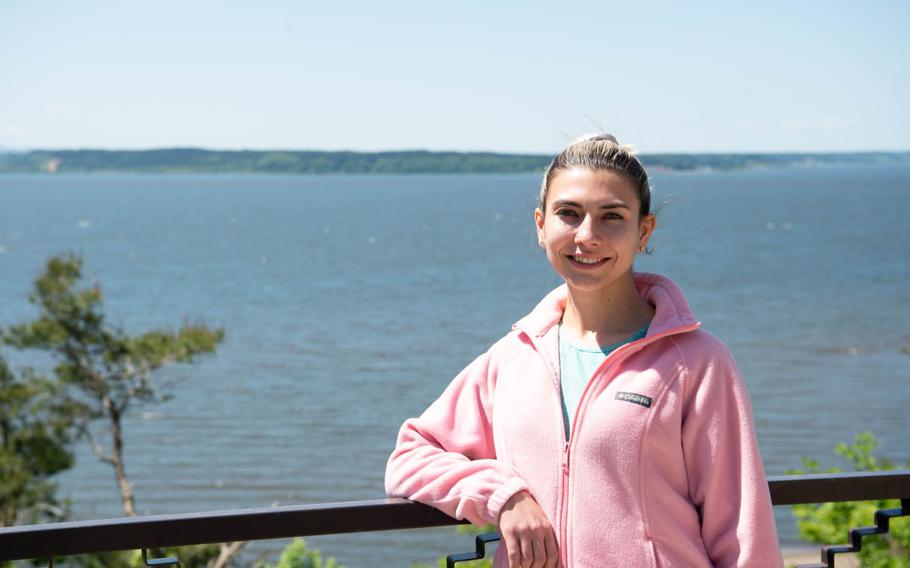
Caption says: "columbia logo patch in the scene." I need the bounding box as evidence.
[616,392,652,408]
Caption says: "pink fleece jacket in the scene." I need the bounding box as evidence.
[386,273,783,567]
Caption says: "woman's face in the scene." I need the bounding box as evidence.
[535,168,655,294]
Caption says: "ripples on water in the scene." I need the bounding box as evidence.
[0,166,908,566]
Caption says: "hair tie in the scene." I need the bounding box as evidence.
[594,133,619,144]
[573,132,620,145]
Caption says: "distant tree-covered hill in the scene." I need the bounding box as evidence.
[0,148,907,174]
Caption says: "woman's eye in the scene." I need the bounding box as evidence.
[603,212,623,220]
[556,209,578,218]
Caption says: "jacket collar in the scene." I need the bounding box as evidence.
[512,272,700,338]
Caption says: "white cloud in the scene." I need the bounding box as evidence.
[736,120,769,130]
[47,104,77,118]
[0,124,25,148]
[782,116,855,131]
[784,119,810,130]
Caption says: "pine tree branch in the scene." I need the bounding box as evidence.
[62,342,107,396]
[15,502,67,525]
[116,371,152,414]
[210,541,247,568]
[80,423,114,465]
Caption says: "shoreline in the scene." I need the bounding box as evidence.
[1,149,907,176]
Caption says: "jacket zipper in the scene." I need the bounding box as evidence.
[555,326,570,568]
[545,322,700,568]
[528,328,571,568]
[560,441,570,568]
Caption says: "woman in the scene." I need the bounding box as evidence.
[385,134,783,567]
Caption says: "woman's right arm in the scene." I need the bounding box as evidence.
[385,350,530,527]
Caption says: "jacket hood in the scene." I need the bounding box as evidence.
[513,272,700,338]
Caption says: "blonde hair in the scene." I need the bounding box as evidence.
[538,133,651,217]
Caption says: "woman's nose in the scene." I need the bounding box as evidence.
[574,214,599,245]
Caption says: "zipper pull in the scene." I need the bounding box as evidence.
[561,442,570,473]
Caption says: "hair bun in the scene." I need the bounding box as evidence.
[574,132,620,145]
[594,133,620,145]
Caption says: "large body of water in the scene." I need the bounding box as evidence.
[1,165,908,566]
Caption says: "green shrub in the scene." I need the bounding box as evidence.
[789,432,910,567]
[410,524,495,568]
[256,538,341,568]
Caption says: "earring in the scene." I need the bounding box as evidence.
[638,244,646,252]
[539,240,546,248]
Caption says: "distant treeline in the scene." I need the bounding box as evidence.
[0,148,907,174]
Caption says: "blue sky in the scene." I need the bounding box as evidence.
[1,0,907,153]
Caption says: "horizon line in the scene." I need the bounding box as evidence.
[2,146,909,156]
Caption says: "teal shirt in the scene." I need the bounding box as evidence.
[559,323,650,440]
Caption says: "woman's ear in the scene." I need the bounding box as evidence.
[638,214,656,250]
[534,208,546,247]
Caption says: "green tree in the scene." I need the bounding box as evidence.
[790,432,910,567]
[4,253,224,517]
[3,253,234,566]
[255,538,341,568]
[0,354,78,527]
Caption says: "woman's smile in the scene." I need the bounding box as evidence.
[566,254,611,268]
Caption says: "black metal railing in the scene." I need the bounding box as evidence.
[1,471,908,567]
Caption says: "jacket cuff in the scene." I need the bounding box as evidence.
[486,477,529,524]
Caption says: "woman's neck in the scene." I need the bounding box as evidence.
[560,274,654,348]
